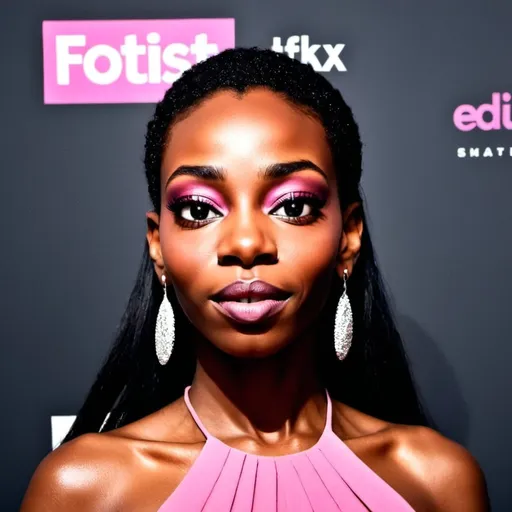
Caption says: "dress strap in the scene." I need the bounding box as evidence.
[183,385,211,440]
[183,385,333,440]
[324,387,333,433]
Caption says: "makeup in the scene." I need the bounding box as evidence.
[212,298,291,324]
[263,177,329,213]
[210,279,292,324]
[166,182,228,213]
[166,175,329,228]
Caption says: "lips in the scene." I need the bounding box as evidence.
[210,280,292,324]
[212,280,290,302]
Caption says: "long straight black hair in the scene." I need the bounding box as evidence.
[63,48,432,443]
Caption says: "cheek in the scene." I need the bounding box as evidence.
[159,218,217,297]
[280,211,342,280]
[278,218,342,316]
[281,229,339,281]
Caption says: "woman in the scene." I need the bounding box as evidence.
[21,47,489,511]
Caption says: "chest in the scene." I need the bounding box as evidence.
[115,437,435,512]
[154,434,429,511]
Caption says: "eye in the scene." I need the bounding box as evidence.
[271,198,314,218]
[166,195,223,228]
[268,192,325,225]
[180,202,221,221]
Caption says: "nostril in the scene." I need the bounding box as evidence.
[217,252,278,268]
[217,254,241,267]
[254,253,279,266]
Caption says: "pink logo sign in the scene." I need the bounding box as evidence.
[453,92,512,131]
[42,19,235,104]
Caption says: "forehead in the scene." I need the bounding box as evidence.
[162,88,333,174]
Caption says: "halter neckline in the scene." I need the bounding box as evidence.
[183,385,333,459]
[157,386,415,510]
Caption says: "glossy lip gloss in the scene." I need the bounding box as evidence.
[211,297,291,324]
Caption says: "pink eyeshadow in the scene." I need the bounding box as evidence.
[263,177,330,210]
[167,182,227,211]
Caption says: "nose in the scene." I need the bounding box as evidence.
[217,209,278,268]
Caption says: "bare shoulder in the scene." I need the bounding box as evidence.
[392,425,490,511]
[20,432,130,512]
[332,401,489,511]
[21,399,204,512]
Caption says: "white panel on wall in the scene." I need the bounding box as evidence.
[51,413,110,449]
[51,416,76,450]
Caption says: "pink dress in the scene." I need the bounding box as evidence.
[157,385,415,511]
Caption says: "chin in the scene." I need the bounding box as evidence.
[210,330,294,360]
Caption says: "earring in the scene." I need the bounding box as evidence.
[334,269,353,361]
[155,274,175,365]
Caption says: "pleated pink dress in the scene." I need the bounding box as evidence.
[157,385,415,511]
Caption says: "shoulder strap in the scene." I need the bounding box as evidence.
[324,387,333,433]
[183,385,211,440]
[183,386,334,440]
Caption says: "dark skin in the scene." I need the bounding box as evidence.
[21,89,489,511]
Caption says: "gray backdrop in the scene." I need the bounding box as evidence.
[1,0,510,510]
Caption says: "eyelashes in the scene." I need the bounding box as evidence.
[268,192,326,225]
[166,192,326,229]
[166,195,223,229]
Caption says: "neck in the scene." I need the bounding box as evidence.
[189,329,326,440]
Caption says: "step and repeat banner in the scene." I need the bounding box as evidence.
[0,1,510,510]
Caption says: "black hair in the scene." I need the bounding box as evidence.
[63,47,432,442]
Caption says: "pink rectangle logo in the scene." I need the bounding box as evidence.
[42,19,235,104]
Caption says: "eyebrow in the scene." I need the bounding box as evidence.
[164,160,328,189]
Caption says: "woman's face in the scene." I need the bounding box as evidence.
[147,88,360,358]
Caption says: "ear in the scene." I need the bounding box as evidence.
[146,211,166,283]
[336,202,363,279]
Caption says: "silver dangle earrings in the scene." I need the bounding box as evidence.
[334,268,353,361]
[155,274,175,365]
